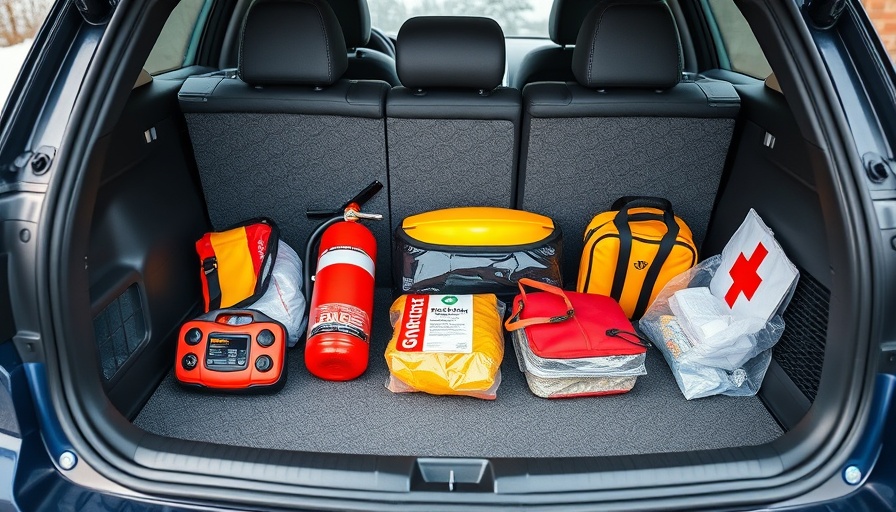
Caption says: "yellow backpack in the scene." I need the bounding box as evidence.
[577,197,697,319]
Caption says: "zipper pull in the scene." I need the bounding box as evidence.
[606,328,653,348]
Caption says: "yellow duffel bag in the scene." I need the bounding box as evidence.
[577,197,697,319]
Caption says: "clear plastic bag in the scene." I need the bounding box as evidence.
[384,294,505,400]
[236,240,307,347]
[639,255,787,400]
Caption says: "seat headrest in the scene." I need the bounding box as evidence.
[396,17,505,90]
[328,0,372,48]
[239,0,348,86]
[549,0,599,46]
[571,0,682,89]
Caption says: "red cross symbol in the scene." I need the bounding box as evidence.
[724,242,768,308]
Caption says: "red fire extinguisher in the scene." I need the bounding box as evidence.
[304,182,382,381]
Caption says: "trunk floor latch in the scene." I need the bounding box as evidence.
[414,458,493,492]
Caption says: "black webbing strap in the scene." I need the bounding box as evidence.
[610,218,634,303]
[632,220,679,319]
[203,257,222,311]
[609,197,677,317]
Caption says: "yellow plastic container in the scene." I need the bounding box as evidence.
[401,207,556,247]
[395,207,563,295]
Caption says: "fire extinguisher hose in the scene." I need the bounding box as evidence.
[303,215,344,315]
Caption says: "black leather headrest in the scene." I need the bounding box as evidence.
[328,0,371,48]
[239,0,348,86]
[396,17,505,90]
[572,0,682,89]
[549,0,599,46]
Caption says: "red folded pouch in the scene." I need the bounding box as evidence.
[505,278,649,398]
[506,278,648,359]
[195,218,279,312]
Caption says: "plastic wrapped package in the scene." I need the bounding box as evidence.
[639,255,787,400]
[225,240,306,347]
[511,333,645,398]
[395,207,562,296]
[669,288,774,370]
[384,294,504,399]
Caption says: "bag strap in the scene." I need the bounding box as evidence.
[505,278,575,332]
[611,196,673,213]
[610,197,680,318]
[606,328,652,348]
[632,224,679,318]
[202,257,222,311]
[232,219,280,309]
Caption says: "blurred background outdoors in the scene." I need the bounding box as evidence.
[0,0,895,113]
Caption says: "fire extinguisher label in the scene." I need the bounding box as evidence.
[309,303,370,342]
[316,246,375,278]
[396,295,473,354]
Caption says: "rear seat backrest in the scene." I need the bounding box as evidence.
[512,0,597,89]
[385,16,521,231]
[328,0,400,85]
[178,0,393,282]
[519,0,741,284]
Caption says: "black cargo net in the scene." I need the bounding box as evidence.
[773,270,830,402]
[93,284,147,380]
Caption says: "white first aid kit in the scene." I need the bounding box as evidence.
[639,210,798,399]
[708,209,798,322]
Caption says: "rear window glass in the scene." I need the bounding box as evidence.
[145,0,212,75]
[368,0,552,37]
[704,0,772,79]
[0,0,54,112]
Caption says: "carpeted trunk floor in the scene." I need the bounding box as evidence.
[134,289,783,458]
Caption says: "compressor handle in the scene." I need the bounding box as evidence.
[208,308,276,325]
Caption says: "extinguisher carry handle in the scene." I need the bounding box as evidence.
[305,180,384,219]
[343,180,383,210]
[306,209,340,219]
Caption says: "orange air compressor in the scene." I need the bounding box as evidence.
[175,309,287,391]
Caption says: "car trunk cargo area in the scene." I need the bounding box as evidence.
[79,70,829,478]
[29,0,884,506]
[134,290,783,458]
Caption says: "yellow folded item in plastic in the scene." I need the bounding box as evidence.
[385,294,504,400]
